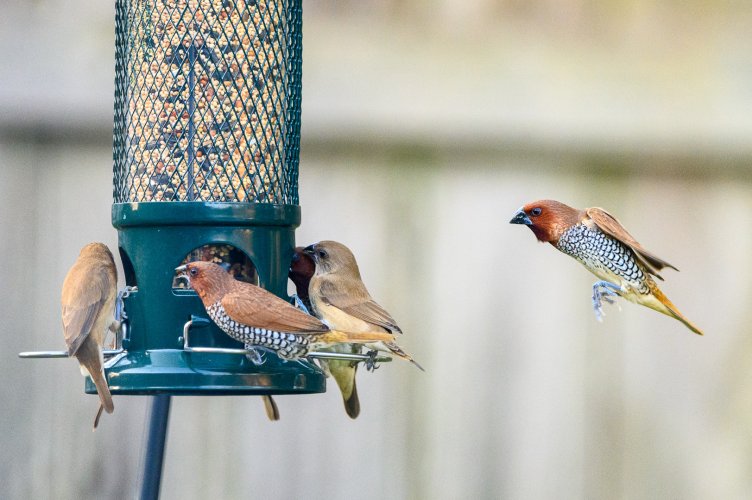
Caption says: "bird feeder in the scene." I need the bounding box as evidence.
[106,0,325,395]
[19,0,390,393]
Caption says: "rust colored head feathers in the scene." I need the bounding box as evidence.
[289,246,315,306]
[509,199,582,245]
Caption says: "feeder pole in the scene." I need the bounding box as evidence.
[140,395,172,500]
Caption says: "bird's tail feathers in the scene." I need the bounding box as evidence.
[328,359,360,419]
[319,330,394,344]
[364,341,424,370]
[262,395,280,421]
[649,285,704,336]
[78,343,115,414]
[92,404,105,431]
[343,380,360,419]
[384,342,425,371]
[318,346,361,419]
[89,369,115,414]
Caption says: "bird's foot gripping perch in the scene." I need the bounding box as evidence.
[364,350,381,372]
[244,344,266,366]
[592,281,621,322]
[107,286,137,348]
[114,286,137,323]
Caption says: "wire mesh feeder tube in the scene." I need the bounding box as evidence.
[113,0,302,204]
[108,0,324,395]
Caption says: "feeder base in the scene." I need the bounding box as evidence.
[85,349,326,396]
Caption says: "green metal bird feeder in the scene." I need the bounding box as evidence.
[107,0,324,395]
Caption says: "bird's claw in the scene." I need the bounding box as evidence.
[115,286,137,322]
[110,286,136,347]
[115,295,126,323]
[364,350,380,372]
[290,294,311,315]
[592,281,621,322]
[244,345,265,366]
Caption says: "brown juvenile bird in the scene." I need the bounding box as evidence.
[62,242,118,429]
[304,241,423,370]
[290,246,362,419]
[510,200,703,335]
[177,261,395,360]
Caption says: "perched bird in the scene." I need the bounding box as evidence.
[61,242,118,429]
[289,247,314,314]
[510,200,703,335]
[177,262,278,420]
[177,261,395,360]
[304,241,424,370]
[290,246,361,419]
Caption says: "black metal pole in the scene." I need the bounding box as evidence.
[140,395,172,500]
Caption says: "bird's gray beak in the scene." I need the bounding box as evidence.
[175,265,187,273]
[302,244,315,256]
[509,209,532,225]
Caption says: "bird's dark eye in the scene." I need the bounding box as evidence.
[190,268,198,276]
[318,250,327,259]
[531,207,542,216]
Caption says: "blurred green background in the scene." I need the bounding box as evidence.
[2,1,751,499]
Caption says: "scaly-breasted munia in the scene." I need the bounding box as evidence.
[290,246,362,419]
[177,261,396,360]
[62,242,118,429]
[304,241,424,369]
[510,200,703,335]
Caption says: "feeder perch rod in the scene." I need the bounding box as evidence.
[18,320,129,359]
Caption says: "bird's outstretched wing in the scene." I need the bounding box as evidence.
[319,280,402,334]
[61,265,110,356]
[586,207,679,279]
[221,285,330,334]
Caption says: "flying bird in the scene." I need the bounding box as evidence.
[290,246,362,419]
[304,241,424,370]
[177,261,396,360]
[61,242,118,429]
[510,200,703,335]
